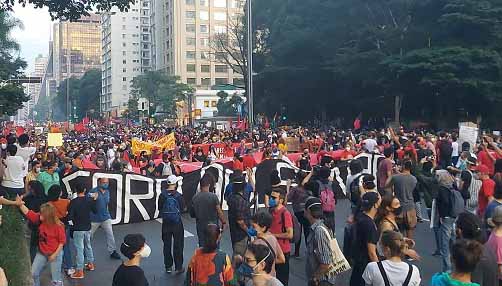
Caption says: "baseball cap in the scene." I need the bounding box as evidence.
[166,175,181,185]
[476,164,490,174]
[488,205,502,227]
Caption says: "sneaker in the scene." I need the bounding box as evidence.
[85,263,95,271]
[110,251,121,260]
[175,267,185,275]
[165,267,173,274]
[70,270,84,279]
[65,268,76,276]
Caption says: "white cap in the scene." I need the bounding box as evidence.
[166,175,181,185]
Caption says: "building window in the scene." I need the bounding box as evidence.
[186,0,195,4]
[204,100,210,107]
[216,52,226,61]
[122,85,127,90]
[232,0,244,8]
[214,12,226,21]
[122,42,127,47]
[214,0,226,7]
[187,78,196,85]
[200,24,208,33]
[186,24,196,33]
[233,77,245,86]
[122,51,127,56]
[142,28,149,32]
[187,64,196,72]
[199,11,209,21]
[186,51,196,59]
[186,11,196,19]
[122,25,126,30]
[200,52,209,59]
[122,17,126,21]
[123,68,127,72]
[215,78,227,85]
[211,101,217,107]
[215,65,228,73]
[123,60,127,64]
[214,25,227,34]
[186,37,196,46]
[200,0,207,6]
[122,34,126,39]
[142,34,149,41]
[201,65,210,73]
[200,38,209,46]
[123,77,127,82]
[201,78,211,86]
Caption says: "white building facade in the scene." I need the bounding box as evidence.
[100,0,152,117]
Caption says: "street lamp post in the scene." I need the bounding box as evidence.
[246,0,254,131]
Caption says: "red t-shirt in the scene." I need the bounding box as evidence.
[478,150,501,176]
[478,178,496,217]
[242,155,257,169]
[26,210,66,255]
[270,207,293,254]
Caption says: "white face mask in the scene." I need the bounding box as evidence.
[35,167,41,173]
[1,144,6,149]
[139,244,151,258]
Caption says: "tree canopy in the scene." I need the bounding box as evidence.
[0,0,135,20]
[0,11,27,116]
[250,0,502,126]
[130,71,193,118]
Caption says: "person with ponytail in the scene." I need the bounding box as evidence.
[363,230,421,286]
[186,224,237,286]
[112,234,150,286]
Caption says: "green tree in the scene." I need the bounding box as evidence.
[0,11,27,116]
[131,71,193,117]
[216,91,243,116]
[126,95,139,120]
[0,0,135,20]
[52,76,79,121]
[76,69,100,119]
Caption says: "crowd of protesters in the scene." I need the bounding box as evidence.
[0,123,502,286]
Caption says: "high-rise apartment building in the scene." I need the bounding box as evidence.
[100,0,152,115]
[52,14,102,84]
[151,0,245,89]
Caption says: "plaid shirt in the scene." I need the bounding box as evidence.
[227,192,250,243]
[306,220,336,284]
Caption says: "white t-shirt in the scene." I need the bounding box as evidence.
[362,260,421,286]
[363,139,378,153]
[15,144,36,176]
[1,156,26,188]
[451,141,459,157]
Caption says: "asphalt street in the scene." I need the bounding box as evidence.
[43,199,440,286]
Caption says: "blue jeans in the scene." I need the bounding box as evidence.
[439,217,455,272]
[32,251,63,286]
[63,226,73,270]
[73,231,94,271]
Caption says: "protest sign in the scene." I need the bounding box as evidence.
[47,133,63,147]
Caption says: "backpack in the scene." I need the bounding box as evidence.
[318,181,336,212]
[280,208,301,244]
[449,187,465,218]
[377,261,413,286]
[161,191,181,224]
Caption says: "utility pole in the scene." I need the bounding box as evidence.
[246,0,254,131]
[66,22,71,123]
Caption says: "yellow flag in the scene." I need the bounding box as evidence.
[131,133,176,155]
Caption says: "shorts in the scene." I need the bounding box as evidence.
[399,209,417,230]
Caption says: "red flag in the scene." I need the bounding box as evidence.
[82,117,90,125]
[74,123,86,133]
[15,126,25,137]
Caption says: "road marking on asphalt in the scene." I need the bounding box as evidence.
[155,219,195,238]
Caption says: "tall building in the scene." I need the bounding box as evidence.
[151,0,245,89]
[100,0,152,116]
[52,14,102,84]
[15,54,48,123]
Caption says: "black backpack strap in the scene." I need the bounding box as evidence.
[403,263,413,286]
[377,261,391,286]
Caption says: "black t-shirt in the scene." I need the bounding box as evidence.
[68,196,96,232]
[353,213,379,265]
[112,264,149,286]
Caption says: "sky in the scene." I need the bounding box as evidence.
[11,4,53,73]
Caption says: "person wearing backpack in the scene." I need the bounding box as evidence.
[435,170,465,273]
[269,187,293,285]
[316,166,336,233]
[159,175,185,274]
[362,230,421,286]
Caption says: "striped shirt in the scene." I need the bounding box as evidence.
[306,220,336,284]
